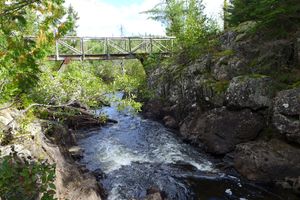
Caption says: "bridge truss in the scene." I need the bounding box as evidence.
[28,36,175,61]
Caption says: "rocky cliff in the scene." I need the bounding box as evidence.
[143,26,300,193]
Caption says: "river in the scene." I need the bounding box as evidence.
[78,94,293,200]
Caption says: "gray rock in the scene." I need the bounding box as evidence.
[273,88,300,144]
[187,55,211,75]
[0,144,32,160]
[163,116,178,129]
[211,56,249,80]
[225,76,275,110]
[220,31,238,49]
[142,99,164,120]
[195,75,227,107]
[144,186,164,200]
[234,139,300,191]
[180,107,264,154]
[68,146,84,160]
[144,193,163,200]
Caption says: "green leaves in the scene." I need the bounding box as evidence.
[145,0,220,62]
[0,0,77,104]
[0,153,57,200]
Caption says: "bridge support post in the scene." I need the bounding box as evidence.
[80,38,85,61]
[55,40,59,61]
[128,38,132,55]
[150,38,153,53]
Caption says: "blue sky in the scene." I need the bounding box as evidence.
[65,0,223,36]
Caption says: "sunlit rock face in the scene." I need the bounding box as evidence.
[225,75,275,110]
[143,25,300,197]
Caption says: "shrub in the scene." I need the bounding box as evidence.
[0,148,56,200]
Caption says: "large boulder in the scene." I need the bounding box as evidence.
[142,99,164,120]
[211,56,249,81]
[234,139,300,192]
[180,107,264,154]
[225,75,275,110]
[273,88,300,144]
[163,115,178,129]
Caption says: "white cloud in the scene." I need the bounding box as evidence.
[65,0,224,37]
[65,0,164,37]
[203,0,224,20]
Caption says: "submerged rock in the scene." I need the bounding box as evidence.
[273,88,300,144]
[225,75,275,110]
[180,107,264,154]
[234,139,300,192]
[144,186,165,200]
[144,192,163,200]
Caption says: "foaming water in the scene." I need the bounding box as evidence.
[80,106,214,174]
[78,93,295,200]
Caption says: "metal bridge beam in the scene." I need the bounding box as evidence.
[27,36,175,61]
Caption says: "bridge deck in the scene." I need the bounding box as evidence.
[28,36,175,61]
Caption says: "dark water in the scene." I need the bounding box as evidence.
[78,94,297,200]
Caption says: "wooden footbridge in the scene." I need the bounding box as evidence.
[28,36,175,61]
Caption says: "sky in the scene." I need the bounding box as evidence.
[64,0,224,37]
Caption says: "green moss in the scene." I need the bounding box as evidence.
[288,81,300,89]
[214,49,235,58]
[203,79,229,95]
[248,73,268,79]
[235,74,268,82]
[214,81,230,94]
[234,21,257,33]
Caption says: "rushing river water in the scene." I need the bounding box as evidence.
[78,94,294,200]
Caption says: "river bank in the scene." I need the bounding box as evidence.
[142,26,300,196]
[0,103,106,200]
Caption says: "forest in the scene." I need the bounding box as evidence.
[0,0,300,200]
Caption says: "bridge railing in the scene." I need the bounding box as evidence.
[27,36,175,60]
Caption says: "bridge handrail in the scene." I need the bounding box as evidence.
[25,35,176,61]
[26,36,176,40]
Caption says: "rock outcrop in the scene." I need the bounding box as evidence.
[143,25,300,194]
[225,75,275,110]
[234,139,300,192]
[180,107,264,154]
[273,88,300,144]
[0,106,106,200]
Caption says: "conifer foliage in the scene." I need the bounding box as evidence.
[226,0,300,36]
[145,0,220,61]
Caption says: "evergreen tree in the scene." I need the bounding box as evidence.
[145,0,220,60]
[226,0,300,36]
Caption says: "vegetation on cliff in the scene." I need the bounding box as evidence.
[144,0,300,194]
